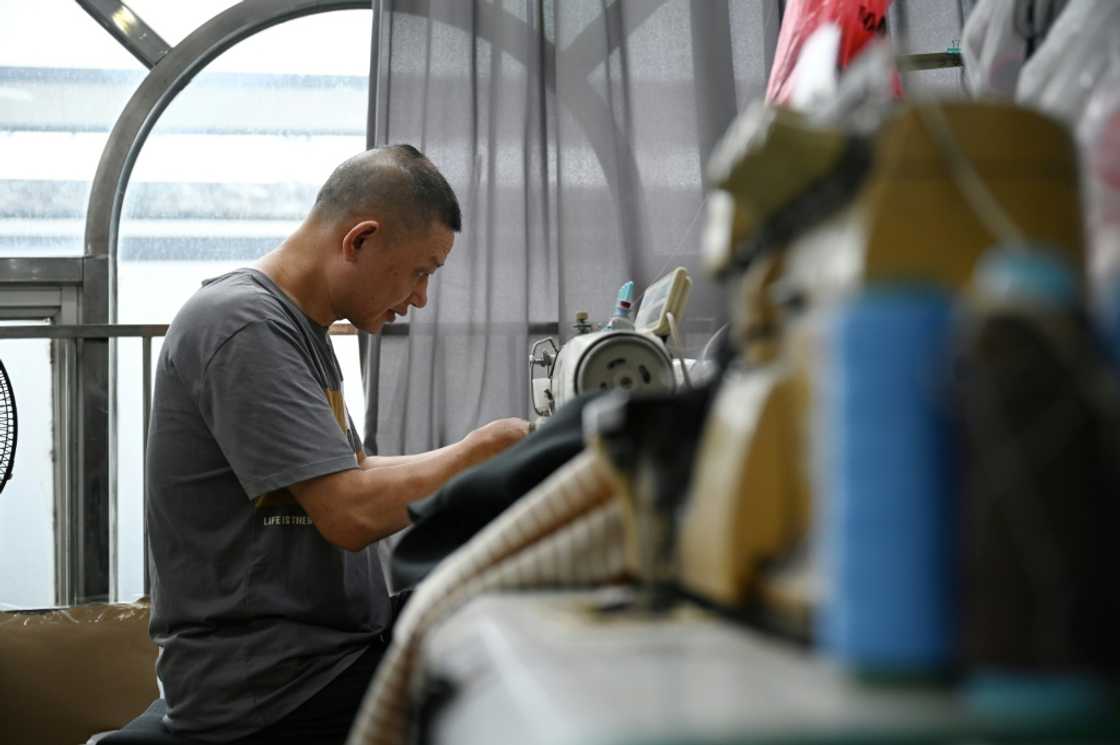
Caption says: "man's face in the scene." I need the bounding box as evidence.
[344,220,454,333]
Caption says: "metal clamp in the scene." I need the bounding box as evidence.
[529,337,559,417]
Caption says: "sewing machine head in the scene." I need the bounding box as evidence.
[529,269,693,418]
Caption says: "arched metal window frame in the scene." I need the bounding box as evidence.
[75,0,369,604]
[85,0,371,265]
[87,0,669,277]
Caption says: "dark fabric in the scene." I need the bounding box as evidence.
[103,643,387,745]
[99,699,200,745]
[235,641,386,745]
[956,309,1120,672]
[587,382,718,604]
[389,393,602,592]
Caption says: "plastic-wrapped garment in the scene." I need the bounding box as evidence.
[962,0,1072,97]
[0,602,158,745]
[766,0,893,105]
[1016,0,1120,125]
[1000,1,1120,296]
[1077,46,1120,285]
[961,0,1028,97]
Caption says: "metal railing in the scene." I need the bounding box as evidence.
[0,319,561,449]
[0,321,384,459]
[0,321,373,598]
[0,319,560,601]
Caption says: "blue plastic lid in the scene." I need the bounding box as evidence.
[972,244,1079,307]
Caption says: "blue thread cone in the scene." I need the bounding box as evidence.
[819,287,957,677]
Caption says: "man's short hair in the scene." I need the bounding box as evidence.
[312,144,461,233]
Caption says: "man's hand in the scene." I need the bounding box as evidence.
[462,417,531,464]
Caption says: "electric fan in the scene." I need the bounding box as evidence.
[0,359,15,494]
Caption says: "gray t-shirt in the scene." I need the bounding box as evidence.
[146,268,391,741]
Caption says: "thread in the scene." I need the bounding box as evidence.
[819,287,957,676]
[958,247,1120,709]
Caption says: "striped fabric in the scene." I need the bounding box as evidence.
[345,450,626,745]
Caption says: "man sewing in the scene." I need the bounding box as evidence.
[144,145,529,743]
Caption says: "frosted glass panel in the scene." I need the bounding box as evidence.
[0,0,143,257]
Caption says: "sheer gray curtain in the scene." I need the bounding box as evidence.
[360,0,971,457]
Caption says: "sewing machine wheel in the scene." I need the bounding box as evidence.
[575,333,675,397]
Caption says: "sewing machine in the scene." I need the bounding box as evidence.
[528,268,692,417]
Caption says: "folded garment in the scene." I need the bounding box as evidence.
[348,450,625,745]
[390,392,602,592]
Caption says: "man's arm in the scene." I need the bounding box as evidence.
[359,421,536,469]
[289,418,529,551]
[359,449,451,469]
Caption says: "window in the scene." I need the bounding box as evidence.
[0,331,54,609]
[0,0,142,608]
[0,0,144,258]
[114,9,373,601]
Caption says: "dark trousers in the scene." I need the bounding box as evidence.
[102,642,387,745]
[234,642,386,745]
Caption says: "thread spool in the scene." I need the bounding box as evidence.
[819,287,956,677]
[971,245,1078,308]
[958,247,1120,714]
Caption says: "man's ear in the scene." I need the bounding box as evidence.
[342,220,380,262]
